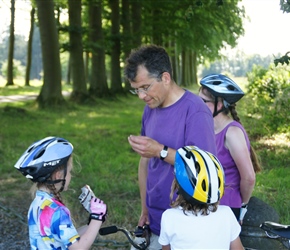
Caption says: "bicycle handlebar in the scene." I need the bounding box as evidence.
[99,225,150,250]
[260,221,290,239]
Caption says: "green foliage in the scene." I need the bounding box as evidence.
[201,51,274,77]
[1,59,25,78]
[274,51,290,66]
[280,0,290,13]
[246,63,290,134]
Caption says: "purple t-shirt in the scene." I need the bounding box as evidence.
[141,90,216,235]
[216,121,251,208]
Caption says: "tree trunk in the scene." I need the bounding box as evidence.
[35,0,64,107]
[121,0,131,90]
[68,0,89,103]
[192,50,198,85]
[6,0,15,86]
[84,51,89,83]
[25,7,35,87]
[109,0,122,93]
[88,0,109,97]
[151,8,162,45]
[66,53,71,85]
[131,0,142,48]
[181,49,186,86]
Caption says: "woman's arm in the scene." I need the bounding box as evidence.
[225,126,256,204]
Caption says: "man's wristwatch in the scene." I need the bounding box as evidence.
[160,145,168,160]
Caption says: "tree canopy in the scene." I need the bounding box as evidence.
[2,0,247,107]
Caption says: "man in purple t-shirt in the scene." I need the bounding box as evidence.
[124,45,217,249]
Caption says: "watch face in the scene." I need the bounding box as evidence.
[161,150,167,157]
[160,146,168,160]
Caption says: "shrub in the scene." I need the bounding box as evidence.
[246,63,290,135]
[1,59,25,78]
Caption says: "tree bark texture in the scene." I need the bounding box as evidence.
[25,7,35,86]
[68,0,89,103]
[131,0,142,48]
[121,0,131,90]
[110,0,122,93]
[88,0,109,97]
[6,0,15,86]
[35,0,64,107]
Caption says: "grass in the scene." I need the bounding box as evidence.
[0,78,289,231]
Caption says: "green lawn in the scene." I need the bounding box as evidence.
[0,81,289,230]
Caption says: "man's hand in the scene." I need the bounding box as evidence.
[128,135,161,158]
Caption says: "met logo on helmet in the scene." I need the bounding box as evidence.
[44,160,61,167]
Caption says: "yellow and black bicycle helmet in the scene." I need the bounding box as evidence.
[174,146,225,204]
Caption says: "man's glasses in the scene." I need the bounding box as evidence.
[129,82,154,95]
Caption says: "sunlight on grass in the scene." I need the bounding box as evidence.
[0,78,72,96]
[257,133,290,147]
[87,111,99,118]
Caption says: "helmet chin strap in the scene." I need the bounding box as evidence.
[213,97,226,117]
[45,166,67,192]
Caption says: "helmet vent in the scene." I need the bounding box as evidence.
[27,167,38,175]
[27,146,35,153]
[212,81,221,85]
[195,162,201,174]
[185,151,191,159]
[227,85,235,91]
[34,149,45,160]
[202,180,206,191]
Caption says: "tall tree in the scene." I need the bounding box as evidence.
[35,0,64,107]
[25,7,35,86]
[6,0,15,86]
[121,0,131,90]
[131,0,142,48]
[109,0,122,93]
[88,0,109,97]
[68,0,89,103]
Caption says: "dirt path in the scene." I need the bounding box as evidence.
[0,91,70,103]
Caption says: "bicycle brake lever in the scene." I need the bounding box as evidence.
[134,224,151,237]
[134,226,145,237]
[131,225,151,249]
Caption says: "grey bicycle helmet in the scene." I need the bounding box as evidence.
[200,74,244,107]
[14,136,73,183]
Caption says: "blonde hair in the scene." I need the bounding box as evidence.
[30,156,73,204]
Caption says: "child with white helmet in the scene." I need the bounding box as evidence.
[158,146,243,250]
[15,136,107,250]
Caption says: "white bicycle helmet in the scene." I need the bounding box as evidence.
[200,74,244,107]
[174,146,225,204]
[15,136,73,183]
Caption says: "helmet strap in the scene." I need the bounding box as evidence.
[45,166,67,192]
[212,97,227,117]
[59,166,67,192]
